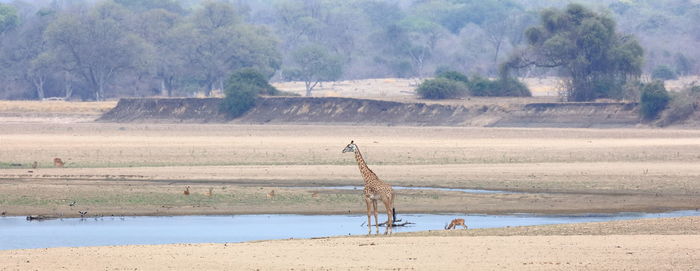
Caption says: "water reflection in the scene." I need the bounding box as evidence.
[1,210,698,250]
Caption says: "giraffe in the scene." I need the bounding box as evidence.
[343,140,395,234]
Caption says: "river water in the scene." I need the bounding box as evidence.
[2,210,699,250]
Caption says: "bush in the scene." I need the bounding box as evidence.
[468,76,530,97]
[639,81,671,120]
[651,65,678,81]
[657,85,700,126]
[468,76,499,96]
[436,70,469,85]
[227,68,279,95]
[497,77,531,97]
[221,68,277,118]
[221,83,257,118]
[416,78,468,99]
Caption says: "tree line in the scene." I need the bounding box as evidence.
[0,0,698,101]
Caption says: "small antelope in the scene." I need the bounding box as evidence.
[183,186,190,196]
[53,158,64,168]
[311,192,319,198]
[266,189,275,199]
[445,218,468,230]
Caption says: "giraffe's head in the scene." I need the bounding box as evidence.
[342,140,357,153]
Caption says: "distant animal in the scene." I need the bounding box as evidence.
[183,186,190,196]
[445,218,468,230]
[69,201,76,207]
[311,192,319,198]
[31,161,38,169]
[1,211,6,216]
[53,158,65,168]
[78,211,88,217]
[206,187,213,197]
[267,189,275,199]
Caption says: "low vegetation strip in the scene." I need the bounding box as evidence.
[98,97,641,128]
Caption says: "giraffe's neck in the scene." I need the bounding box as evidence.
[354,148,376,186]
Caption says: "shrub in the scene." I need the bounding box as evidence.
[651,65,678,81]
[221,68,277,118]
[416,78,468,99]
[639,81,671,120]
[468,76,530,97]
[221,83,257,118]
[227,68,279,95]
[497,77,531,97]
[468,76,499,96]
[657,85,700,126]
[436,70,469,85]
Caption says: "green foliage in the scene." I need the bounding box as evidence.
[115,0,183,13]
[0,3,18,34]
[514,4,644,101]
[44,6,154,100]
[639,81,671,120]
[227,68,278,96]
[416,78,467,99]
[497,77,531,97]
[428,70,530,98]
[674,53,694,76]
[221,85,256,118]
[651,65,678,80]
[468,76,531,97]
[3,0,700,100]
[436,70,469,85]
[657,85,700,126]
[283,44,342,96]
[221,69,265,118]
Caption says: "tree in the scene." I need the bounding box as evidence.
[131,8,184,96]
[177,1,280,96]
[44,4,153,100]
[0,3,18,35]
[507,4,644,101]
[114,0,183,13]
[640,81,670,120]
[652,65,677,80]
[283,44,342,96]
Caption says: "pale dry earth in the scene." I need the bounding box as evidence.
[1,122,700,216]
[272,76,700,99]
[1,98,700,270]
[1,217,698,271]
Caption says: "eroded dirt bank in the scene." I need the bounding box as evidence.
[98,97,641,128]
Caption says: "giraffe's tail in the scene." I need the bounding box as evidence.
[392,208,396,223]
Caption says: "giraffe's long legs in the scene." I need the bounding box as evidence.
[382,198,393,234]
[364,197,373,234]
[372,200,379,231]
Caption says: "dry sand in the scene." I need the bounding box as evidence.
[1,99,700,270]
[1,217,698,270]
[1,123,700,216]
